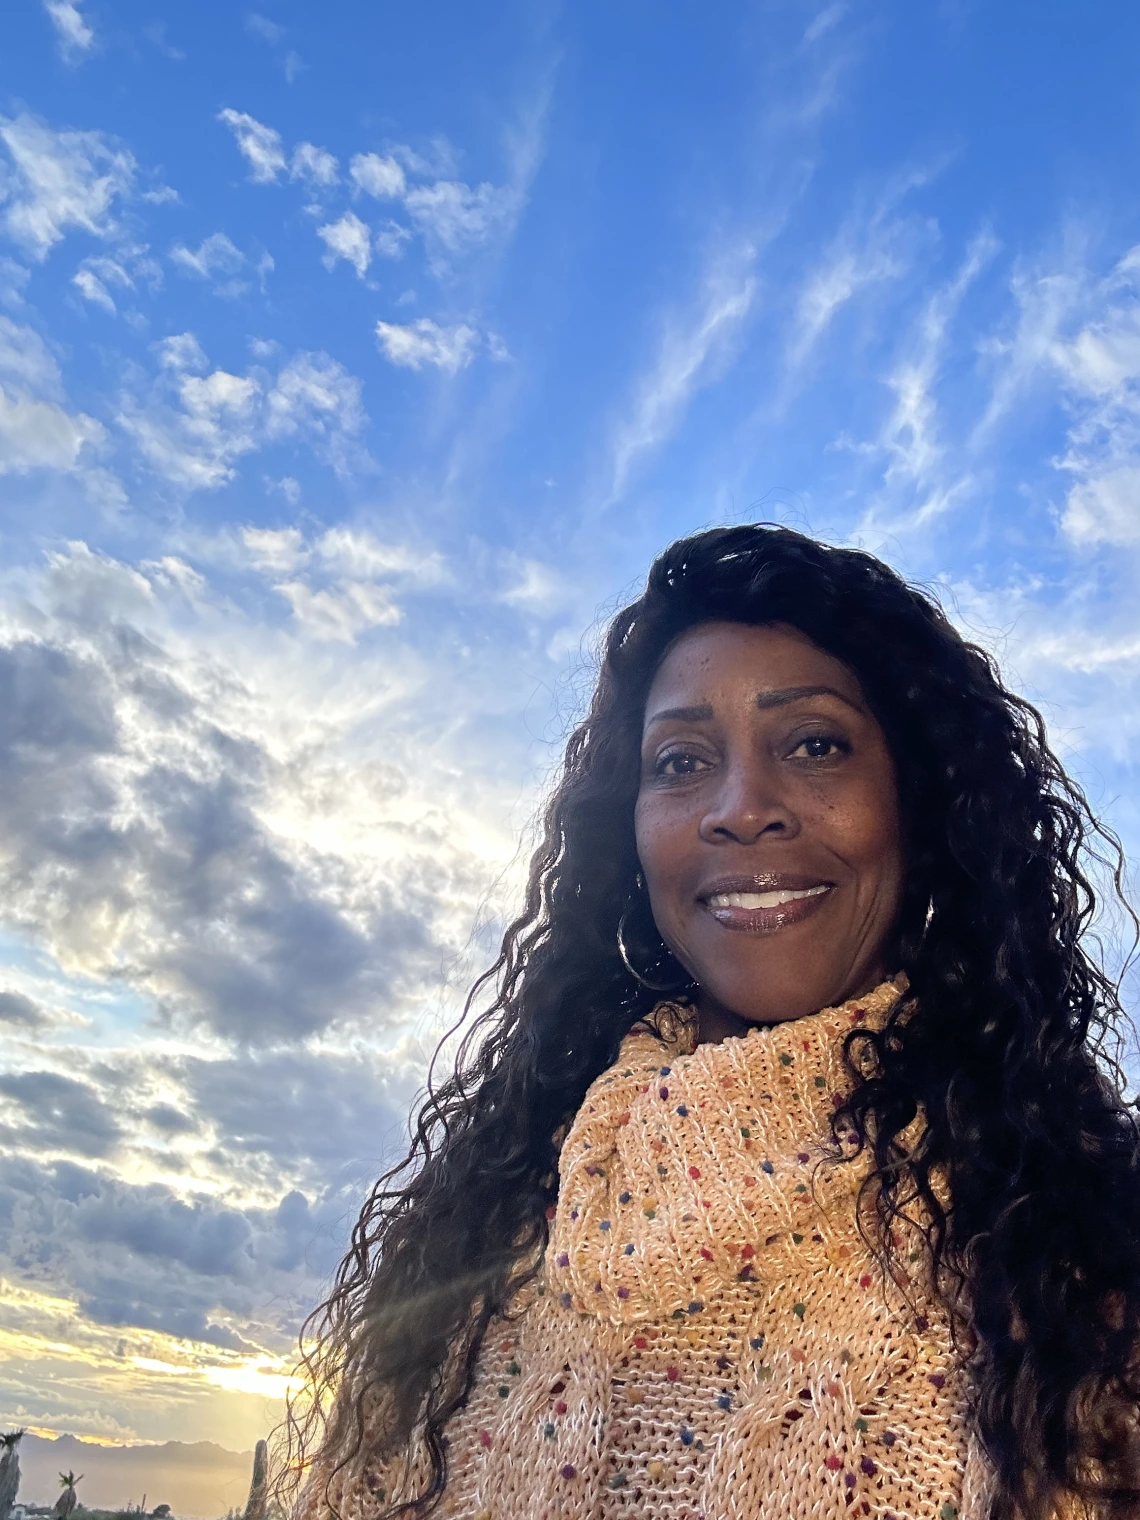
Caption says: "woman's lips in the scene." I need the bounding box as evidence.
[701,881,834,933]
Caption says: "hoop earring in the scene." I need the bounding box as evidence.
[920,896,935,943]
[616,907,693,994]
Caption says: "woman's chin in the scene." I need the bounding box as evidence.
[696,962,877,1029]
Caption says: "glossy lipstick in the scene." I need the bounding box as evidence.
[698,874,835,934]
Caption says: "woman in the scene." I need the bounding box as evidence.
[285,525,1140,1520]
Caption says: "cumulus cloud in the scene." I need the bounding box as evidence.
[0,578,433,1043]
[317,211,371,278]
[290,142,338,188]
[0,522,546,1415]
[216,109,286,184]
[0,1072,121,1159]
[0,1156,334,1347]
[0,114,136,259]
[153,335,205,377]
[240,525,306,575]
[0,530,530,1053]
[41,0,95,60]
[349,152,405,200]
[122,360,259,490]
[205,121,518,277]
[265,350,368,467]
[1064,468,1140,544]
[119,334,368,489]
[0,991,50,1028]
[0,1029,422,1367]
[273,579,401,641]
[375,317,479,373]
[234,522,447,642]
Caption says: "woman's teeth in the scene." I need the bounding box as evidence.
[707,885,830,909]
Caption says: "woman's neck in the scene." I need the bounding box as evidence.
[695,962,892,1045]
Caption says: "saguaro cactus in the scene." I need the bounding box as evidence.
[242,1441,268,1520]
[0,1431,25,1520]
[52,1471,81,1520]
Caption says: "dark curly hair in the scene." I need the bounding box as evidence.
[281,524,1140,1520]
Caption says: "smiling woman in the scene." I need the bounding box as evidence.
[635,623,905,1041]
[282,525,1140,1520]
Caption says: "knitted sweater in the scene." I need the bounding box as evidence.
[307,978,995,1520]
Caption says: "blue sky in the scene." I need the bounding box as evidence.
[1,0,1139,1478]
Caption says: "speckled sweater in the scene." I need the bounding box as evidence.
[306,978,997,1520]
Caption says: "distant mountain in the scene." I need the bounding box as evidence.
[18,1433,256,1520]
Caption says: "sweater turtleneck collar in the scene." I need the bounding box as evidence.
[546,976,907,1323]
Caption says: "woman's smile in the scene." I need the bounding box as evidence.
[698,873,834,930]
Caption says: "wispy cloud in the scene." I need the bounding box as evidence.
[217,108,286,183]
[245,13,303,83]
[1050,248,1140,546]
[403,179,519,256]
[606,239,758,504]
[41,0,95,61]
[803,2,848,45]
[0,114,135,259]
[964,234,1140,547]
[849,228,999,539]
[0,316,104,474]
[169,231,245,280]
[784,170,940,375]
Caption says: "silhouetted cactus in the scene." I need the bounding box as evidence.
[242,1441,267,1520]
[0,1431,25,1520]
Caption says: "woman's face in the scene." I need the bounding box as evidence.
[634,620,905,1040]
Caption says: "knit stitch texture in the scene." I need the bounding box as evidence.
[302,978,995,1520]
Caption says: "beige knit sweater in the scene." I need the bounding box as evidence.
[307,978,996,1520]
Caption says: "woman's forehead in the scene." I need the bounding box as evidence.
[644,621,864,713]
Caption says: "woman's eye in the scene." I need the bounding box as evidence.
[654,750,709,777]
[790,734,849,760]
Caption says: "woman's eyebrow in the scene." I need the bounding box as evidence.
[755,684,865,714]
[645,702,715,726]
[645,685,864,728]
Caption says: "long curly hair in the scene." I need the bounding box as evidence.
[282,524,1140,1520]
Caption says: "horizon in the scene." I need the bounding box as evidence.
[0,0,1138,1496]
[5,1431,255,1517]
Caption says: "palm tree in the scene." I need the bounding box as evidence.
[0,1431,25,1520]
[52,1471,82,1520]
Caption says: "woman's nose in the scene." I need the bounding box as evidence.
[697,758,800,846]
